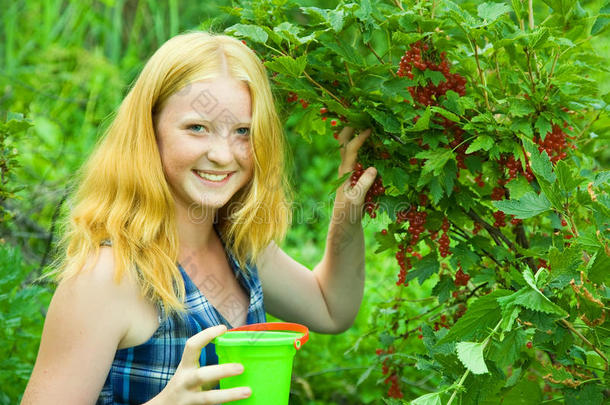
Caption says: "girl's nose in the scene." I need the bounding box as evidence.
[206,131,233,165]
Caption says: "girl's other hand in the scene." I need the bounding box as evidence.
[335,127,377,220]
[147,325,251,405]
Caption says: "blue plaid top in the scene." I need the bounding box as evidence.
[96,242,266,404]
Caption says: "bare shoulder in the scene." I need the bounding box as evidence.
[21,246,142,404]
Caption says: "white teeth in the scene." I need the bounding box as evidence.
[196,171,229,181]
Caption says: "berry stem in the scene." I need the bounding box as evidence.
[343,60,354,87]
[472,38,491,110]
[559,319,608,371]
[366,42,397,78]
[528,0,535,30]
[302,70,349,108]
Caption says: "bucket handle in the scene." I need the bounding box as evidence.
[229,322,309,350]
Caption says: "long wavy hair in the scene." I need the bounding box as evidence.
[53,31,292,314]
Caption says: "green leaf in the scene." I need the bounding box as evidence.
[555,160,582,192]
[488,329,527,370]
[405,107,432,132]
[591,2,610,35]
[511,118,533,137]
[366,109,401,133]
[528,27,551,50]
[432,275,454,304]
[456,341,489,374]
[547,247,582,288]
[588,249,610,285]
[225,24,268,44]
[492,191,551,219]
[477,2,511,23]
[264,55,306,77]
[509,99,535,117]
[411,392,443,405]
[327,9,345,32]
[522,138,556,184]
[406,255,440,284]
[505,176,534,199]
[430,106,460,123]
[438,290,512,344]
[534,115,552,139]
[424,69,446,86]
[465,135,494,154]
[417,148,455,176]
[498,268,569,317]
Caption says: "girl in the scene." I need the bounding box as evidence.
[21,31,377,405]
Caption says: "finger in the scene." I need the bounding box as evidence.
[354,167,378,196]
[180,325,227,368]
[338,129,372,175]
[337,126,355,146]
[194,386,252,404]
[351,167,377,202]
[185,363,244,389]
[346,128,372,153]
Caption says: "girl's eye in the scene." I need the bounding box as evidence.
[236,127,250,136]
[189,124,207,133]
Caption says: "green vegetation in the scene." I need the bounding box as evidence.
[1,0,608,404]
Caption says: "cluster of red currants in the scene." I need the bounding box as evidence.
[285,91,309,108]
[493,211,506,227]
[433,314,450,331]
[395,244,412,286]
[376,347,404,399]
[500,154,535,182]
[351,163,385,218]
[397,41,467,106]
[491,186,505,201]
[454,267,471,286]
[399,210,428,245]
[438,218,451,257]
[535,123,572,163]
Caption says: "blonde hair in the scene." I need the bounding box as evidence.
[53,31,292,314]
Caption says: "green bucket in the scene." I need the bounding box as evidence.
[214,322,309,404]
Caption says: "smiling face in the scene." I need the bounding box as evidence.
[155,77,254,216]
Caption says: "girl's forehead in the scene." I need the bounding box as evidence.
[164,78,252,122]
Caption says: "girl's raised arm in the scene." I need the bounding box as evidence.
[257,127,376,334]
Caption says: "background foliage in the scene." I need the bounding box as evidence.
[1,0,609,404]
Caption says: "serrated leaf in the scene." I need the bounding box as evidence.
[505,176,534,199]
[424,69,446,86]
[430,106,460,122]
[555,160,582,192]
[591,3,610,35]
[406,255,439,284]
[522,138,556,183]
[438,290,512,344]
[498,269,569,317]
[367,109,401,133]
[528,27,551,50]
[432,275,454,304]
[535,115,552,139]
[264,55,306,77]
[466,135,494,153]
[405,107,432,132]
[477,2,511,23]
[456,341,489,374]
[509,99,535,117]
[411,392,443,405]
[511,118,533,137]
[493,191,551,219]
[417,148,455,176]
[225,24,268,44]
[547,247,582,288]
